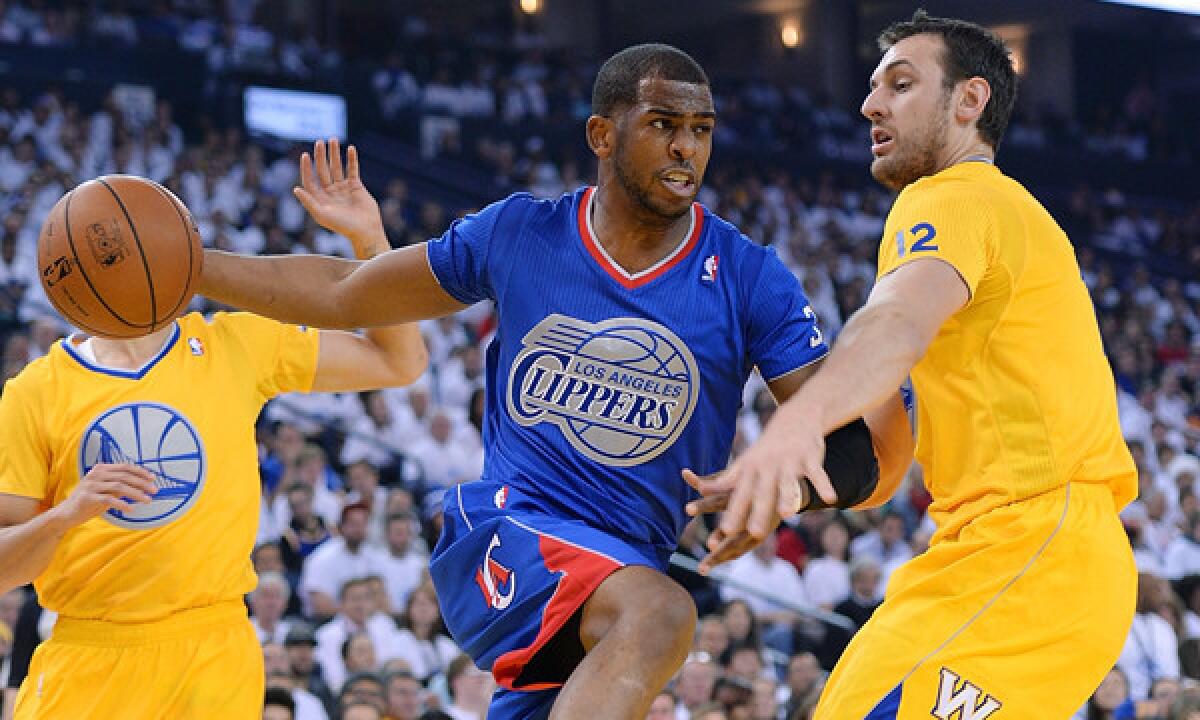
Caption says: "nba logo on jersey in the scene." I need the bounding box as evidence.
[475,533,516,610]
[701,254,718,282]
[188,337,204,356]
[79,402,207,530]
[506,314,699,467]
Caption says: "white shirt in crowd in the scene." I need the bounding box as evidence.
[1117,612,1180,701]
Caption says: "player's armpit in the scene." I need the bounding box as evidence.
[802,418,878,511]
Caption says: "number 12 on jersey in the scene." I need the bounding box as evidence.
[896,222,938,258]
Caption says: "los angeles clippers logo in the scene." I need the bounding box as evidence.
[475,533,516,610]
[506,314,699,467]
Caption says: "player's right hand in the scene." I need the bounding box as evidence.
[52,463,158,526]
[293,138,389,258]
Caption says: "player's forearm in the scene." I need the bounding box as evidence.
[199,250,363,328]
[356,236,430,385]
[779,302,930,441]
[0,508,75,593]
[857,391,915,508]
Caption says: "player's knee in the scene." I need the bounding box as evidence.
[581,568,697,665]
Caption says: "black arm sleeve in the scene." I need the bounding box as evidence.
[6,589,43,689]
[802,418,879,511]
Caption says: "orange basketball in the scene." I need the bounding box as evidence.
[37,175,203,339]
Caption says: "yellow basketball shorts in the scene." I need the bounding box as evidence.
[14,601,263,720]
[816,482,1136,719]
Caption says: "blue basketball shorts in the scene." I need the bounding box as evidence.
[430,480,669,717]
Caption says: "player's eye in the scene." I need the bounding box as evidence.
[894,80,912,92]
[651,118,671,130]
[693,125,712,135]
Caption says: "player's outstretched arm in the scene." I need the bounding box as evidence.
[198,138,467,330]
[0,464,157,593]
[691,258,965,570]
[287,138,429,391]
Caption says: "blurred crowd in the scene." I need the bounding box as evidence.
[0,3,1199,720]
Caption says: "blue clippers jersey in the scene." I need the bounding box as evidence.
[427,186,827,553]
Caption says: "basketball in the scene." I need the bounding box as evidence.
[36,175,203,339]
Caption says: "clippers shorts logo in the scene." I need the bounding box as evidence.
[507,314,699,466]
[79,402,207,530]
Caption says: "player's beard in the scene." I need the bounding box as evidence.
[871,90,952,192]
[612,144,692,223]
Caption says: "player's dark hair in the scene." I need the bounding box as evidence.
[592,43,709,116]
[877,9,1017,150]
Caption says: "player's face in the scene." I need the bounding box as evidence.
[612,77,715,221]
[861,33,954,191]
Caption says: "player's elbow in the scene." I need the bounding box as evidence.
[388,343,429,387]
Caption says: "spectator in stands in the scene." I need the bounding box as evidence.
[694,615,730,662]
[719,530,810,629]
[847,510,912,581]
[300,504,388,618]
[391,583,458,682]
[442,652,493,720]
[250,571,295,645]
[264,640,330,720]
[673,653,719,719]
[378,511,428,612]
[802,517,851,609]
[344,460,389,547]
[280,482,332,579]
[781,652,823,718]
[1166,513,1200,580]
[285,624,337,718]
[645,690,677,720]
[834,557,883,629]
[1084,666,1135,720]
[384,669,426,720]
[1119,573,1182,700]
[314,577,398,693]
[339,673,388,718]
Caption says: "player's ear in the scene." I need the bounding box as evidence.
[586,115,615,159]
[956,76,991,126]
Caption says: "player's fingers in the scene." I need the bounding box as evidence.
[686,491,731,516]
[94,479,153,504]
[776,473,802,518]
[746,469,781,539]
[329,137,346,183]
[299,152,318,195]
[683,467,726,493]
[293,186,319,217]
[718,470,753,538]
[699,532,756,574]
[313,139,333,188]
[807,462,837,506]
[104,496,136,514]
[347,145,360,181]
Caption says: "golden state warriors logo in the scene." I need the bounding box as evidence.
[79,402,207,530]
[507,314,699,466]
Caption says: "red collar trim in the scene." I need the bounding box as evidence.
[577,186,704,290]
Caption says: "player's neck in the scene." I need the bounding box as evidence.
[590,185,694,274]
[89,325,175,370]
[936,137,994,175]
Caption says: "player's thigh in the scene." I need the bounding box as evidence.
[15,620,262,720]
[818,483,1135,719]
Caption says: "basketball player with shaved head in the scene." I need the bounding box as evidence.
[197,43,914,719]
[695,11,1137,718]
[0,144,427,718]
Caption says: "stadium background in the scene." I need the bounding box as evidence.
[0,0,1198,718]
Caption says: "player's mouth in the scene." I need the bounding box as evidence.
[871,127,895,156]
[660,169,696,197]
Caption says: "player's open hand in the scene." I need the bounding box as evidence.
[684,406,837,572]
[293,138,386,255]
[53,463,158,526]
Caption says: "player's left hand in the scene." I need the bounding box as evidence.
[682,403,838,572]
[293,138,388,257]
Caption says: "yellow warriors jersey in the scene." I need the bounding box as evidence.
[0,312,318,622]
[877,161,1135,539]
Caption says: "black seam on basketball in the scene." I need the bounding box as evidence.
[147,182,194,323]
[64,188,145,331]
[97,177,157,329]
